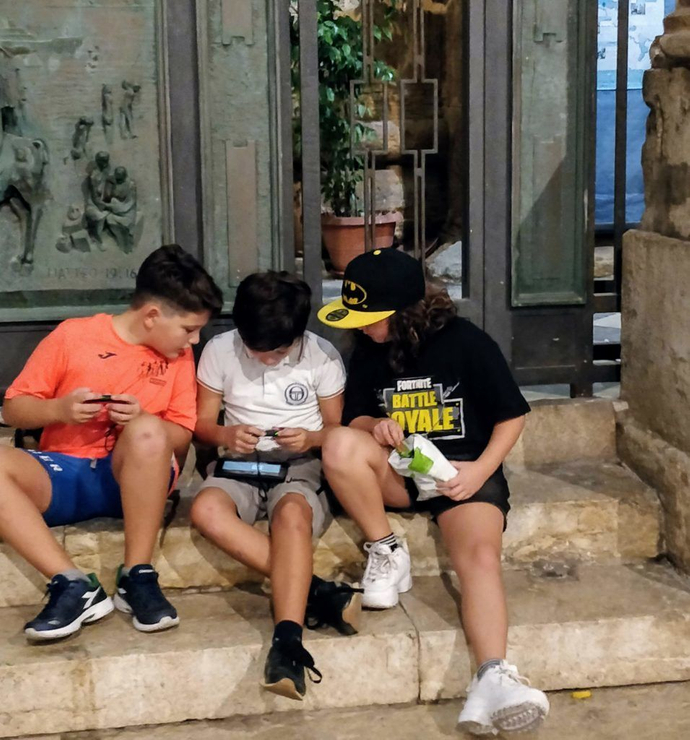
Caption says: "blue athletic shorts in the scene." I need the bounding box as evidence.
[25,450,176,528]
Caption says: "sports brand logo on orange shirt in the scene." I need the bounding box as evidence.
[139,359,169,379]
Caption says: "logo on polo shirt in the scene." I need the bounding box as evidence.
[285,382,308,406]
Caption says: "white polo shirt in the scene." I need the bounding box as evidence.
[197,330,346,455]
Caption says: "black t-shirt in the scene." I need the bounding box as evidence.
[343,316,530,460]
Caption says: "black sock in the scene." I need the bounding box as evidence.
[272,620,303,646]
[374,532,398,551]
[309,574,326,601]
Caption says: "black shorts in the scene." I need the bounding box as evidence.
[400,465,511,530]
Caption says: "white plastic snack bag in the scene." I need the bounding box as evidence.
[388,434,457,501]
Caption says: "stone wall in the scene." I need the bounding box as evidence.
[640,68,690,239]
[619,228,690,569]
[619,230,690,571]
[618,1,690,573]
[621,231,690,452]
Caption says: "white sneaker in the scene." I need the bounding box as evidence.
[457,661,549,735]
[360,538,412,609]
[457,682,497,736]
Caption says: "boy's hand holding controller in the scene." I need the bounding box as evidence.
[57,390,142,426]
[106,394,141,426]
[57,387,104,424]
[275,427,313,454]
[223,424,263,455]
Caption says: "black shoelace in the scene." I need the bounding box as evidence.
[280,640,323,684]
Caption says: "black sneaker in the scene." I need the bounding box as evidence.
[262,639,323,700]
[306,580,363,636]
[24,573,113,641]
[113,564,179,632]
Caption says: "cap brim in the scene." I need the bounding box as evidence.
[317,299,395,329]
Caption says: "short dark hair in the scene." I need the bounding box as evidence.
[132,244,223,316]
[233,271,311,351]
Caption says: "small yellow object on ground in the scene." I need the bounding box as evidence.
[572,690,592,700]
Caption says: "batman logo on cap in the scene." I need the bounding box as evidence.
[342,280,367,306]
[326,308,349,322]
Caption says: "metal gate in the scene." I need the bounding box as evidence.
[289,0,605,394]
[290,0,509,345]
[0,0,636,396]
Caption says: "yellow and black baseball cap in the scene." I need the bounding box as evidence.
[318,248,425,329]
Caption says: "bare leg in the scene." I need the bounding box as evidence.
[438,502,507,665]
[111,415,172,567]
[0,447,74,577]
[270,494,314,625]
[190,487,271,575]
[322,426,411,541]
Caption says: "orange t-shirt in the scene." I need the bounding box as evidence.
[5,314,197,459]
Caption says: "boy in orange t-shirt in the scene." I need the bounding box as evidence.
[1,244,222,641]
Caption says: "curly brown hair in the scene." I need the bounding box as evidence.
[386,281,457,372]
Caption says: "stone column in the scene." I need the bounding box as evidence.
[620,0,690,573]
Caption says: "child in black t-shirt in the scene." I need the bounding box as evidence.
[319,248,549,736]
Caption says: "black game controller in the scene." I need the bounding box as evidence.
[84,395,133,404]
[84,395,114,404]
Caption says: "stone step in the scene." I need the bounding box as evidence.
[2,563,690,737]
[29,682,690,740]
[408,565,690,701]
[0,396,617,459]
[506,398,617,467]
[0,459,660,608]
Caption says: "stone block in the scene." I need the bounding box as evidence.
[621,231,690,452]
[366,120,401,158]
[507,399,617,466]
[663,7,690,37]
[504,460,660,566]
[4,564,690,736]
[0,590,418,737]
[405,565,690,701]
[0,456,659,606]
[659,29,690,60]
[0,528,65,608]
[34,682,690,740]
[354,166,405,213]
[427,240,462,281]
[640,70,690,239]
[618,412,690,572]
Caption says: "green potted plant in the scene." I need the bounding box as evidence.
[291,0,401,275]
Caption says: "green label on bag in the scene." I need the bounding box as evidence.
[408,448,434,475]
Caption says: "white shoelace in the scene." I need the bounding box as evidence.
[467,663,532,693]
[495,663,531,687]
[363,543,394,582]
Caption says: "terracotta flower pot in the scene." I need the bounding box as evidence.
[321,212,402,276]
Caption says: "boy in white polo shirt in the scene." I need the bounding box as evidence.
[190,271,360,701]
